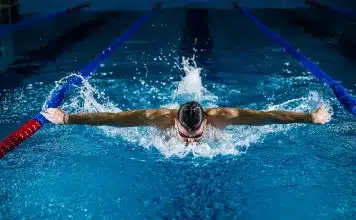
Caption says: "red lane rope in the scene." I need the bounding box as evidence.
[0,120,42,158]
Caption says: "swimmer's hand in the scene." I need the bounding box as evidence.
[41,108,67,124]
[311,105,330,124]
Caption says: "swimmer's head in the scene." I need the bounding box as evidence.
[175,101,207,144]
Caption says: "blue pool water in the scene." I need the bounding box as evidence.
[0,8,355,219]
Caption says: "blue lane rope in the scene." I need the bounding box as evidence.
[0,3,90,37]
[233,2,356,116]
[306,0,356,18]
[32,2,162,124]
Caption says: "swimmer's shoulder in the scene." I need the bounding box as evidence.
[205,107,239,128]
[145,108,177,129]
[205,108,239,117]
[151,108,177,117]
[144,108,176,116]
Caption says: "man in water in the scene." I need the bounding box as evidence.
[42,101,330,144]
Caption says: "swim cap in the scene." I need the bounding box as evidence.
[177,101,205,132]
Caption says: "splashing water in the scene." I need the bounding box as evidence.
[172,56,217,105]
[43,57,330,158]
[44,73,121,113]
[42,73,82,111]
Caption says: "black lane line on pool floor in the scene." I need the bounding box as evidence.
[180,7,214,69]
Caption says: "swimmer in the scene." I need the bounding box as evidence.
[41,101,330,144]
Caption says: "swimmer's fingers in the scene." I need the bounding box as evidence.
[41,108,66,124]
[312,104,330,124]
[312,105,321,113]
[40,111,57,124]
[45,108,63,115]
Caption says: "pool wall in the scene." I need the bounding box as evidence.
[19,0,356,14]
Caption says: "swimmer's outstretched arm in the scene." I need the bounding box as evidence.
[206,105,330,127]
[41,108,176,128]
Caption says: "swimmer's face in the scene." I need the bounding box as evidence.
[174,118,207,145]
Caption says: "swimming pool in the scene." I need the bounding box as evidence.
[0,7,355,219]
